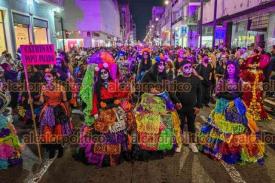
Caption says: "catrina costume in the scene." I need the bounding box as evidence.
[132,58,182,160]
[76,52,133,167]
[198,78,265,165]
[240,55,270,121]
[39,82,73,158]
[0,91,22,170]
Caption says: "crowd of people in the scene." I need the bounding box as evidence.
[0,43,274,169]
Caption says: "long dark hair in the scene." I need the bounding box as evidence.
[141,52,152,68]
[149,60,167,82]
[94,68,112,103]
[223,60,240,82]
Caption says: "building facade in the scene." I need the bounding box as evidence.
[145,6,165,45]
[119,3,134,45]
[202,0,275,49]
[152,0,201,47]
[0,0,62,56]
[61,0,121,50]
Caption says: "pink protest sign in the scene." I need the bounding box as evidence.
[20,44,56,65]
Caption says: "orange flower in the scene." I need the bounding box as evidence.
[100,101,107,108]
[114,99,121,105]
[94,121,109,133]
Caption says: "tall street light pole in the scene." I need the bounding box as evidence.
[170,4,172,46]
[60,17,65,51]
[212,0,218,48]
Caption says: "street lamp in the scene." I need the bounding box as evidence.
[164,0,169,6]
[155,17,159,21]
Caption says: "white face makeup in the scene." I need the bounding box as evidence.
[182,64,193,75]
[56,59,62,67]
[45,73,54,84]
[100,69,109,80]
[158,62,165,73]
[143,52,149,59]
[227,64,235,77]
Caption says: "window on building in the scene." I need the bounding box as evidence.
[14,24,30,49]
[13,13,30,49]
[0,11,7,53]
[33,18,48,44]
[34,27,48,44]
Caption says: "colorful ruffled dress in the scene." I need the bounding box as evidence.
[0,90,22,170]
[132,92,182,159]
[78,77,133,167]
[0,114,22,169]
[198,79,265,164]
[39,84,73,143]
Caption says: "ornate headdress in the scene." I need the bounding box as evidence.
[141,48,151,55]
[87,51,117,80]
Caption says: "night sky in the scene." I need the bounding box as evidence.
[119,0,163,41]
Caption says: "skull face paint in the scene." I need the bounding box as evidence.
[227,64,236,78]
[182,63,193,75]
[100,69,109,80]
[56,58,62,67]
[158,61,165,73]
[45,73,54,84]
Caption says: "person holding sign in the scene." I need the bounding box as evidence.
[38,70,73,158]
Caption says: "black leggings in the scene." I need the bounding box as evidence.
[201,85,210,105]
[44,144,63,157]
[177,108,196,133]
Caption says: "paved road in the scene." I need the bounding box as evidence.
[1,106,275,183]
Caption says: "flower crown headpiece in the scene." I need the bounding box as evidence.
[141,48,151,54]
[95,63,109,72]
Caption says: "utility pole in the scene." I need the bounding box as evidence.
[60,16,65,51]
[170,3,173,46]
[212,0,218,48]
[199,0,203,48]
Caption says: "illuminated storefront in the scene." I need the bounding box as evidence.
[0,10,6,53]
[57,38,83,51]
[0,0,62,57]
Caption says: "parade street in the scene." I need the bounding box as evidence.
[0,0,275,183]
[1,104,275,183]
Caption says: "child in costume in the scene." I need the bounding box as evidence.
[0,91,22,169]
[198,60,265,165]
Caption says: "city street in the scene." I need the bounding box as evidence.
[1,105,275,183]
[0,0,274,183]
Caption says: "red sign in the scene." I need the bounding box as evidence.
[20,44,56,65]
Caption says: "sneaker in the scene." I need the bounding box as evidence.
[176,144,182,153]
[189,143,198,153]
